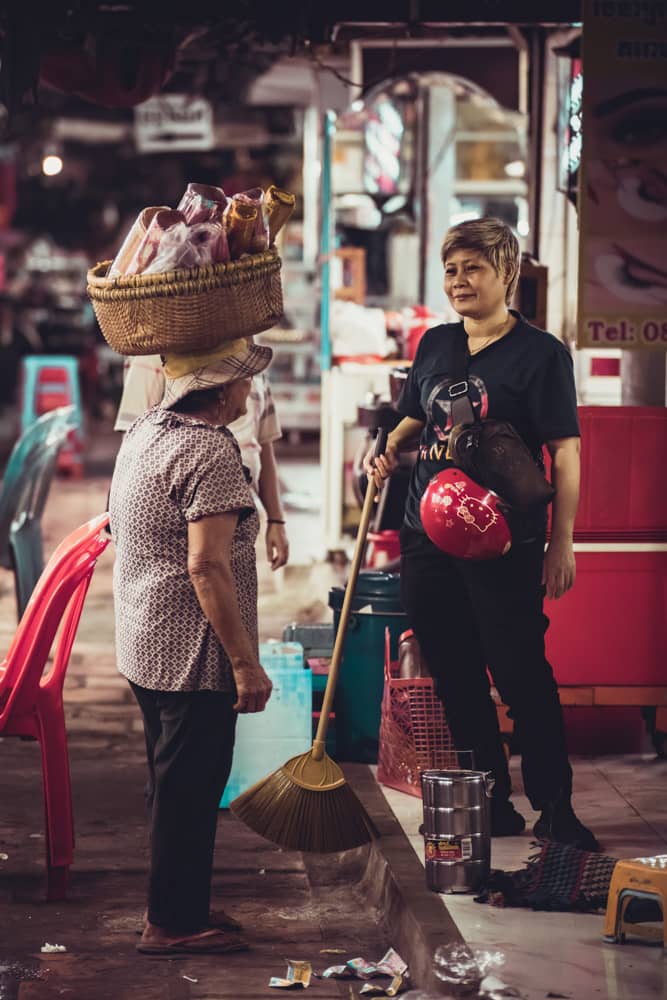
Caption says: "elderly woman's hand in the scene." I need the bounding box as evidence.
[231,658,273,713]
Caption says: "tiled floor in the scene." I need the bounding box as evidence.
[378,757,667,999]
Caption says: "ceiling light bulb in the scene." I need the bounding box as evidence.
[504,160,526,178]
[42,154,63,176]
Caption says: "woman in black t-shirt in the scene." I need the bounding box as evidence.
[365,217,599,852]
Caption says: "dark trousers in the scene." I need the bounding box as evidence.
[129,682,237,934]
[399,526,572,810]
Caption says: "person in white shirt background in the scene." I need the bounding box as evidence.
[114,354,289,571]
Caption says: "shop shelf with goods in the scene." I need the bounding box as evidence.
[18,240,97,355]
[257,218,321,440]
[258,327,321,440]
[329,74,529,315]
[319,73,531,554]
[321,361,402,554]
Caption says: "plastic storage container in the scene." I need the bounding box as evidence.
[377,628,455,797]
[328,571,407,763]
[282,623,334,658]
[220,642,311,808]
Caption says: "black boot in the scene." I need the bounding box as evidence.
[533,797,600,852]
[490,799,526,836]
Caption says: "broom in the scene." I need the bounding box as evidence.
[230,428,390,853]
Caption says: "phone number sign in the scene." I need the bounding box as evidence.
[578,2,667,351]
[584,318,667,347]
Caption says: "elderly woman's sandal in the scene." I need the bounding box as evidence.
[139,907,243,935]
[137,927,250,955]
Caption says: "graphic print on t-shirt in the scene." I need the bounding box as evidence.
[421,374,489,461]
[396,318,581,532]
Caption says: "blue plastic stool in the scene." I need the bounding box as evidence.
[21,357,84,476]
[220,642,312,808]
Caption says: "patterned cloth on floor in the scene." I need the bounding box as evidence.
[475,840,618,912]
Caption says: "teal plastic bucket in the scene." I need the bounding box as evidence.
[328,571,407,763]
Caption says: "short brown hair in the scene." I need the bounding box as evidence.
[171,386,223,414]
[440,217,521,305]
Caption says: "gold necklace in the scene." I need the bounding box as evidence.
[467,316,512,355]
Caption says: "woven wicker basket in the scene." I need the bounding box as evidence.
[86,248,283,356]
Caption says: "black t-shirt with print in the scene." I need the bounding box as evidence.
[396,312,580,533]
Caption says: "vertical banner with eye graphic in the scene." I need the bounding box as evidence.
[578,2,667,350]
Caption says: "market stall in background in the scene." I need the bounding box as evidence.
[0,7,665,997]
[0,61,320,453]
[319,67,533,551]
[0,14,662,763]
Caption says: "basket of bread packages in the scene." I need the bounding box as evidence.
[87,183,295,356]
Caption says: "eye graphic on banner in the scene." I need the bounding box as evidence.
[578,4,667,350]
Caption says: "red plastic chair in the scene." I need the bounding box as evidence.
[0,513,110,899]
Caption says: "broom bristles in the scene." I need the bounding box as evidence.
[230,765,379,853]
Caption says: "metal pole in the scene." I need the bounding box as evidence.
[417,85,429,306]
[528,27,546,258]
[620,352,667,406]
[319,110,336,372]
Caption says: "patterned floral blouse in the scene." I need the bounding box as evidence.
[109,407,259,692]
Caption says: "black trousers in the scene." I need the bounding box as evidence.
[129,682,237,934]
[399,526,572,810]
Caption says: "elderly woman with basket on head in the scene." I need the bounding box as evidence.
[88,183,296,956]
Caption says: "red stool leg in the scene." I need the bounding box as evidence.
[38,703,74,899]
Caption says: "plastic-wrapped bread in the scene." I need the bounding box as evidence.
[231,188,269,254]
[177,183,228,225]
[108,206,171,277]
[225,200,259,259]
[211,223,230,264]
[124,209,186,275]
[264,185,296,243]
[143,222,228,274]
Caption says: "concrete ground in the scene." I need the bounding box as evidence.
[0,431,416,1000]
[1,733,396,1000]
[382,757,667,999]
[1,426,666,999]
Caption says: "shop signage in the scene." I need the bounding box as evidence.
[134,95,214,153]
[578,2,667,350]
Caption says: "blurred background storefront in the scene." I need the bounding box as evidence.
[0,3,663,532]
[0,2,663,766]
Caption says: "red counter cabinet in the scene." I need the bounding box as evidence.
[542,407,666,753]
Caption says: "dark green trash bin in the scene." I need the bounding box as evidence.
[328,571,408,763]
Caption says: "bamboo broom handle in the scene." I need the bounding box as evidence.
[311,428,388,760]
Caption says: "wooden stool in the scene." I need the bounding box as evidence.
[604,855,667,947]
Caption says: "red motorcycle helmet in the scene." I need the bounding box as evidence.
[420,468,512,560]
